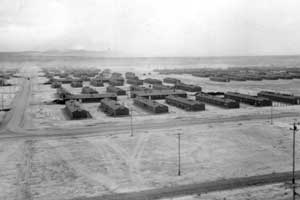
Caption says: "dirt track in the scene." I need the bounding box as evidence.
[72,171,300,200]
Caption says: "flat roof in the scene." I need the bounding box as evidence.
[133,89,186,96]
[67,93,117,99]
[134,97,167,108]
[166,95,203,106]
[226,92,269,101]
[259,91,300,99]
[101,99,127,110]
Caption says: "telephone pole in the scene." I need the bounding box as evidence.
[1,93,3,110]
[1,81,3,110]
[291,122,298,200]
[177,133,181,176]
[130,107,133,137]
[270,105,273,125]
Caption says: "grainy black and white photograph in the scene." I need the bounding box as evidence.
[1,0,300,200]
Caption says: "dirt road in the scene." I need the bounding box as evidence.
[0,78,31,133]
[72,171,300,200]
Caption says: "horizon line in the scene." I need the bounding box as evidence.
[0,51,300,58]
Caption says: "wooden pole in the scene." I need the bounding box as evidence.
[177,133,181,176]
[292,122,297,200]
[130,107,133,137]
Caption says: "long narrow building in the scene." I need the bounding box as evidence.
[100,99,129,116]
[71,80,83,88]
[65,100,92,120]
[196,92,239,109]
[144,78,162,85]
[127,78,143,85]
[109,77,124,86]
[81,86,98,94]
[175,82,202,92]
[209,77,230,82]
[131,89,187,99]
[133,97,169,113]
[165,95,205,111]
[65,93,117,103]
[90,79,104,87]
[224,92,272,107]
[51,77,73,84]
[152,84,174,90]
[163,77,181,84]
[106,86,126,95]
[130,85,151,92]
[257,91,300,105]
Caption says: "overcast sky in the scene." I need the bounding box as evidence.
[0,0,300,56]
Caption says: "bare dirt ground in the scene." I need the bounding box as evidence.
[161,183,293,200]
[1,119,300,200]
[1,67,300,199]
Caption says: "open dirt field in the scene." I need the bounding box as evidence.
[161,183,293,200]
[2,66,300,200]
[1,119,300,200]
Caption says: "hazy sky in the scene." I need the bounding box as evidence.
[0,0,300,56]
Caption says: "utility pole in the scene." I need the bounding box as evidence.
[1,93,3,110]
[270,104,273,125]
[291,122,298,200]
[174,82,176,92]
[1,80,2,110]
[130,107,133,137]
[177,133,181,176]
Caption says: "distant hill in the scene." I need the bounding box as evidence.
[0,50,123,58]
